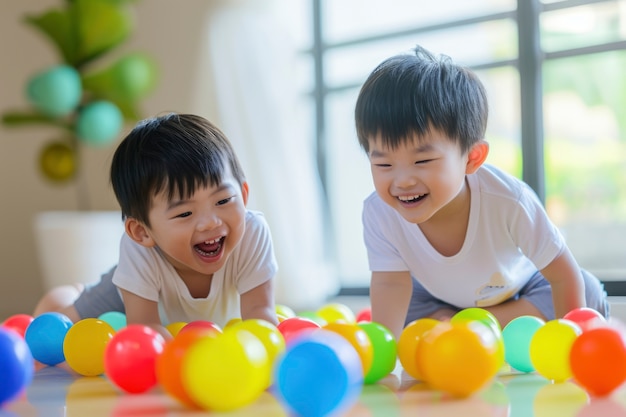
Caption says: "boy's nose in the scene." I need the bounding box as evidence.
[394,169,418,188]
[196,212,221,231]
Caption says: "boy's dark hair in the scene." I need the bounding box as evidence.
[110,113,246,227]
[355,45,488,153]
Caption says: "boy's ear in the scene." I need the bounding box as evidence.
[466,140,489,174]
[125,217,156,247]
[241,181,249,206]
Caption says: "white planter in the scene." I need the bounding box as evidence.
[34,211,125,291]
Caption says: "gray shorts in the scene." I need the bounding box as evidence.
[404,269,610,326]
[74,266,125,319]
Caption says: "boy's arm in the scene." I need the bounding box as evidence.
[370,271,413,340]
[539,247,586,318]
[240,280,278,326]
[119,288,172,340]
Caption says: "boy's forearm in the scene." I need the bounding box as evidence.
[370,272,413,340]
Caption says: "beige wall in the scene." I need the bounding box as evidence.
[0,1,215,319]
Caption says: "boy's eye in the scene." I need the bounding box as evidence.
[415,159,433,165]
[217,196,233,206]
[176,211,192,218]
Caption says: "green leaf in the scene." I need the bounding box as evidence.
[24,9,77,64]
[2,110,73,130]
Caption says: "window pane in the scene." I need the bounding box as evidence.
[322,0,516,44]
[541,2,626,52]
[325,20,518,89]
[543,51,626,279]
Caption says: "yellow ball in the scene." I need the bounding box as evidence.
[529,319,581,383]
[398,318,440,381]
[418,321,501,397]
[63,318,115,376]
[317,303,356,324]
[165,321,188,337]
[182,328,269,411]
[275,304,296,319]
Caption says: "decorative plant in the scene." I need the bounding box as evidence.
[2,0,158,208]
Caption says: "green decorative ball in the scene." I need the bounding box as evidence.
[76,101,123,146]
[26,65,82,117]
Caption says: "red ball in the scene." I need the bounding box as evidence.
[570,326,626,396]
[563,308,605,332]
[104,325,166,394]
[2,314,34,338]
[355,307,372,323]
[179,320,222,336]
[277,317,321,343]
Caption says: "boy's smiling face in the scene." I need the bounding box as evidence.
[139,164,248,281]
[368,129,475,225]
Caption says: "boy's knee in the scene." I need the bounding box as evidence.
[33,284,84,321]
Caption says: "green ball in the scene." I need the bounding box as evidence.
[26,65,82,117]
[76,101,123,146]
[357,322,397,384]
[502,315,545,373]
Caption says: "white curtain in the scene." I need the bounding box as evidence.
[191,0,337,311]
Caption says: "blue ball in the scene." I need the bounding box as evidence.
[0,327,34,406]
[273,329,363,417]
[24,312,73,366]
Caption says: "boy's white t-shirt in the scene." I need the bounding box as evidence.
[363,164,565,309]
[112,210,277,328]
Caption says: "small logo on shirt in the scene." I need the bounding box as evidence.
[475,272,516,307]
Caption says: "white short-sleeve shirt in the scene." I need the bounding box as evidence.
[112,210,277,327]
[363,164,565,308]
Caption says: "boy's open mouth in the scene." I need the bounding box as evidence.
[194,236,225,257]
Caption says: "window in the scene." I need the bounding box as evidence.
[304,0,626,291]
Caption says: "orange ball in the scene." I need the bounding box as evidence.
[397,318,439,381]
[323,321,374,375]
[156,328,220,407]
[418,321,501,397]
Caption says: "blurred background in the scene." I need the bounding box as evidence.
[1,0,625,319]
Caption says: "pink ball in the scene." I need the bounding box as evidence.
[277,317,321,343]
[104,325,165,394]
[2,314,34,338]
[563,307,605,332]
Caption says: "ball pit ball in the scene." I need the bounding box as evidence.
[569,326,626,396]
[563,307,605,332]
[166,321,188,337]
[230,319,285,369]
[317,303,356,324]
[104,324,166,394]
[357,322,397,384]
[277,316,321,343]
[398,318,440,380]
[356,307,372,323]
[24,312,73,366]
[529,319,581,383]
[502,315,545,373]
[417,320,501,397]
[0,327,34,406]
[275,304,297,319]
[182,328,269,411]
[179,320,222,336]
[98,311,127,331]
[63,318,115,376]
[323,321,374,376]
[156,328,219,408]
[452,308,505,369]
[1,314,34,338]
[274,329,363,417]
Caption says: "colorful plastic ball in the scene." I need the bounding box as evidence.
[156,328,219,408]
[397,318,439,380]
[0,327,34,406]
[277,317,321,343]
[357,322,397,384]
[182,328,269,411]
[38,141,76,182]
[297,311,327,326]
[225,317,243,328]
[1,314,34,338]
[103,324,166,394]
[274,329,363,417]
[63,318,115,376]
[179,320,222,335]
[276,304,296,319]
[563,307,606,332]
[230,319,285,369]
[502,315,545,373]
[323,321,374,376]
[98,311,127,331]
[166,321,188,337]
[452,308,505,369]
[529,319,581,383]
[76,100,123,146]
[26,65,82,117]
[317,303,356,324]
[418,320,501,397]
[570,326,626,396]
[356,307,372,323]
[24,312,73,366]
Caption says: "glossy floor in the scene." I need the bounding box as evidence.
[4,365,626,417]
